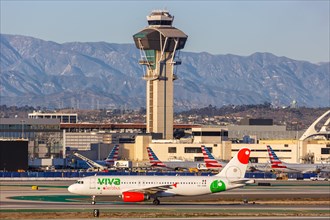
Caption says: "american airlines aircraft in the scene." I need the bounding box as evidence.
[201,145,271,172]
[73,145,120,170]
[68,147,253,205]
[147,146,201,170]
[267,145,330,173]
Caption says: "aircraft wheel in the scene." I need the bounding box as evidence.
[153,199,160,205]
[91,196,96,205]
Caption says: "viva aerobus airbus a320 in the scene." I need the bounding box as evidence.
[68,148,253,205]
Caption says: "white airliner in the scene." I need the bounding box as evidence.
[68,148,253,205]
[267,145,330,173]
[73,145,120,170]
[147,146,201,171]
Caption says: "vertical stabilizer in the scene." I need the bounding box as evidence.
[201,145,222,168]
[147,147,166,167]
[267,145,287,169]
[215,148,250,180]
[105,145,119,163]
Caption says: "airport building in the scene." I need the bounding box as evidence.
[0,118,62,159]
[64,131,136,151]
[1,113,329,168]
[28,112,78,123]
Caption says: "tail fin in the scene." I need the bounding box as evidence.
[267,145,286,169]
[215,147,250,180]
[147,147,166,167]
[201,145,222,168]
[105,145,119,163]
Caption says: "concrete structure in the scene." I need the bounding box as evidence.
[63,131,135,151]
[299,110,330,141]
[29,112,78,123]
[61,122,329,164]
[192,127,228,143]
[124,136,329,164]
[228,125,304,140]
[133,10,188,139]
[0,118,62,159]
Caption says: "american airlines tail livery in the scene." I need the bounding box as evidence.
[68,147,253,205]
[200,145,224,169]
[104,144,119,166]
[146,146,167,167]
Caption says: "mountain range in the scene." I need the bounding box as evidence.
[1,34,329,110]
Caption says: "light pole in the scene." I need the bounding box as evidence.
[21,120,25,139]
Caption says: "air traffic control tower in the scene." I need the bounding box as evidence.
[133,10,188,139]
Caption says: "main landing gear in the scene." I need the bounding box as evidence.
[91,195,96,205]
[152,198,160,205]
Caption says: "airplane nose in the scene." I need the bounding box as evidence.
[68,185,75,193]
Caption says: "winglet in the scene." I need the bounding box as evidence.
[215,147,250,180]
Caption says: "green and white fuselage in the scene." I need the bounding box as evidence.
[69,175,244,197]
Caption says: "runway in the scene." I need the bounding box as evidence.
[0,180,329,219]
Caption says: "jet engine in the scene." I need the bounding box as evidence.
[122,192,150,202]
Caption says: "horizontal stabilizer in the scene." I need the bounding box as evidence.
[230,179,255,185]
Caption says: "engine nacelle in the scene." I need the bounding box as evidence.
[122,192,149,202]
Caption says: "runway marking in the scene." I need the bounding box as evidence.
[9,195,89,203]
[1,184,68,188]
[1,208,329,215]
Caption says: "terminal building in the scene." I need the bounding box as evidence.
[28,112,78,123]
[0,118,62,161]
[59,120,330,165]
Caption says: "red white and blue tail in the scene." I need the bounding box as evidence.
[147,147,166,167]
[267,145,287,169]
[105,145,119,164]
[201,145,222,169]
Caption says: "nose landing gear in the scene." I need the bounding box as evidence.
[91,195,96,205]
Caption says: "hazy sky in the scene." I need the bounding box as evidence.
[1,1,329,63]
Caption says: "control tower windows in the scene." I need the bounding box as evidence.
[148,20,172,26]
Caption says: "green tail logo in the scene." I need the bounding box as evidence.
[210,180,226,193]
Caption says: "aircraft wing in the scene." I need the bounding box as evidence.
[122,183,177,195]
[284,166,310,173]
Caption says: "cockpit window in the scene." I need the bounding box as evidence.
[75,181,84,184]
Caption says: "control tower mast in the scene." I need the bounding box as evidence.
[133,10,188,139]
